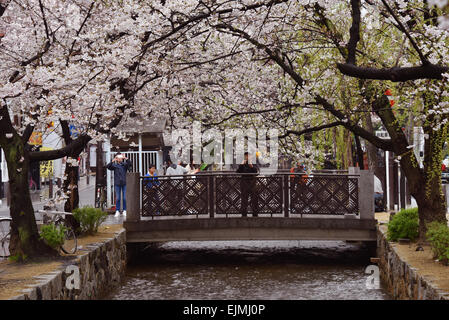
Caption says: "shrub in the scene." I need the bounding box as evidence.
[72,206,107,235]
[426,221,449,265]
[39,223,66,249]
[387,208,419,242]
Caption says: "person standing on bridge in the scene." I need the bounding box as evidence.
[290,162,308,193]
[166,159,188,214]
[236,152,259,217]
[107,153,131,216]
[144,164,161,215]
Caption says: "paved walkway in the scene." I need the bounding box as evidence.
[0,175,126,224]
[0,176,95,218]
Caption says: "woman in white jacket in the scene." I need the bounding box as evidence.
[166,160,188,176]
[165,160,188,214]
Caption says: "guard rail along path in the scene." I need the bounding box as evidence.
[124,168,377,243]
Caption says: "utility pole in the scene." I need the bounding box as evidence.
[86,145,90,185]
[94,142,105,209]
[95,142,104,187]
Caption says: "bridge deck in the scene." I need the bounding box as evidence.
[124,217,377,242]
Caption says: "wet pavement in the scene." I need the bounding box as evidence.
[0,176,125,225]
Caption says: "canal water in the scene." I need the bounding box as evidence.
[106,240,391,300]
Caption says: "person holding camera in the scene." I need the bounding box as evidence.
[236,152,260,217]
[106,153,131,215]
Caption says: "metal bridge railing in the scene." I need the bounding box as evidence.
[139,173,359,218]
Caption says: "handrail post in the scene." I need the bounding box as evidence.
[126,172,141,222]
[284,175,289,217]
[358,170,374,220]
[209,175,215,218]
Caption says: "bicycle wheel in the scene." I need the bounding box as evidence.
[100,189,106,211]
[0,217,12,258]
[60,227,77,254]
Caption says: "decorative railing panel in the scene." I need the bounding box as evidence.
[290,176,358,215]
[141,176,209,216]
[140,174,359,217]
[214,175,283,215]
[214,175,241,215]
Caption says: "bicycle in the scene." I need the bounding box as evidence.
[41,211,78,254]
[0,217,12,258]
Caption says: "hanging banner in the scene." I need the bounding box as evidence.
[69,124,82,139]
[28,131,42,146]
[40,146,54,178]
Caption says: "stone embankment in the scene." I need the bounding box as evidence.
[377,225,449,300]
[5,226,126,300]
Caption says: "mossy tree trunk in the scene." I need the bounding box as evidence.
[0,106,92,260]
[413,123,447,240]
[2,134,57,260]
[372,93,448,242]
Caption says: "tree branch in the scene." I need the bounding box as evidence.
[337,62,449,81]
[67,2,95,61]
[380,0,428,65]
[29,134,90,162]
[347,0,361,65]
[278,121,343,139]
[212,21,393,151]
[214,23,304,86]
[38,0,51,41]
[0,0,9,17]
[314,95,395,151]
[22,124,34,144]
[60,120,73,145]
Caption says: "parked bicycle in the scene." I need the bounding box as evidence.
[0,217,12,258]
[41,211,78,254]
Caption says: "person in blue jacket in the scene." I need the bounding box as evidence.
[144,164,161,215]
[106,153,131,215]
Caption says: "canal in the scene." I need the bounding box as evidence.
[106,240,391,300]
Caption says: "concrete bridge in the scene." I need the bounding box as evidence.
[123,170,377,243]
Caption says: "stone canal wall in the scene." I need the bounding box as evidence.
[377,226,449,300]
[10,228,126,300]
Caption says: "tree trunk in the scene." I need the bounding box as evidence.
[4,135,57,260]
[414,125,448,240]
[363,114,387,203]
[363,112,381,172]
[413,176,447,241]
[63,161,80,212]
[354,134,364,169]
[345,130,353,168]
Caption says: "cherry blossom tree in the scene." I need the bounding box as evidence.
[2,0,448,260]
[178,0,449,240]
[0,0,292,259]
[137,0,448,242]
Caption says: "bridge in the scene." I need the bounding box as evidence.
[123,170,377,243]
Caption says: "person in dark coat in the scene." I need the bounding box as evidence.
[143,163,161,215]
[106,153,131,215]
[236,152,259,217]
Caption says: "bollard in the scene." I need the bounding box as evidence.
[126,172,141,222]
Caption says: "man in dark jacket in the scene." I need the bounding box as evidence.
[236,152,259,217]
[106,153,131,215]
